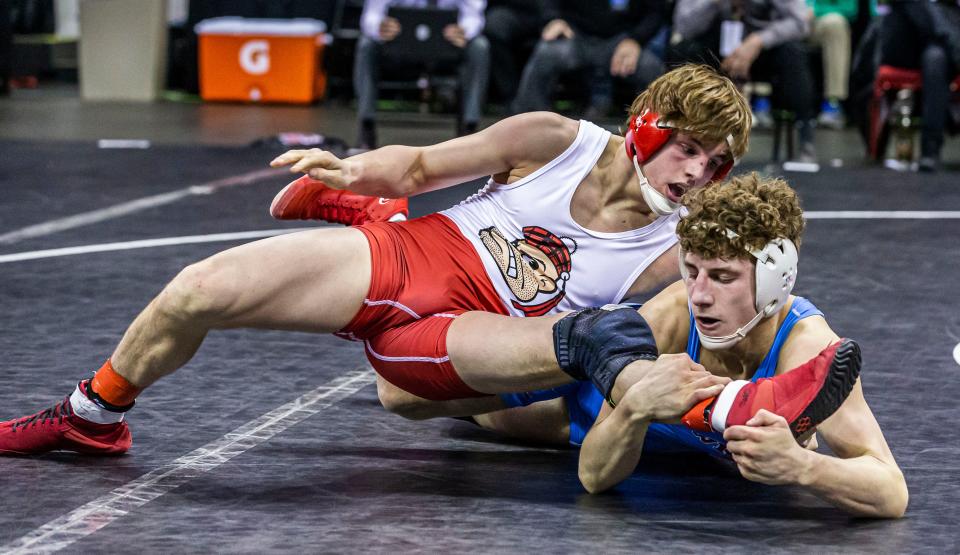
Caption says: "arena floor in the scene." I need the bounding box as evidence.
[0,88,958,553]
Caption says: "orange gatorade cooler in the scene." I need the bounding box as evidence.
[196,17,327,104]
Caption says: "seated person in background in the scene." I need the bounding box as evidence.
[806,0,876,129]
[354,0,491,149]
[484,0,547,108]
[512,0,670,117]
[880,0,960,172]
[381,173,908,519]
[669,0,819,163]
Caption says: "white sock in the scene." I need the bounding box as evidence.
[710,380,750,432]
[69,385,126,424]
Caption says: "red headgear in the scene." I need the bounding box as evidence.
[624,110,734,182]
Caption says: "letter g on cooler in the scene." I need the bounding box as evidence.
[239,40,270,75]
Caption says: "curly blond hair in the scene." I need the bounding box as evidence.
[626,64,751,161]
[677,172,804,260]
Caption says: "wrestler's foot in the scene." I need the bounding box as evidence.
[0,381,131,455]
[270,175,408,225]
[683,339,861,440]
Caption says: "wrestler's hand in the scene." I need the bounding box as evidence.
[443,24,467,48]
[617,353,729,422]
[270,148,358,190]
[541,19,574,41]
[724,409,815,486]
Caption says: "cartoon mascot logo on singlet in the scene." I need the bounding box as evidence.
[478,225,577,317]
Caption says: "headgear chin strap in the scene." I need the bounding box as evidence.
[633,154,680,216]
[681,229,799,351]
[696,307,766,351]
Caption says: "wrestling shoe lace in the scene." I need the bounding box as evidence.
[10,397,72,431]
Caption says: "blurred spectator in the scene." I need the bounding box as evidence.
[355,0,490,149]
[669,0,818,162]
[485,0,545,107]
[512,0,669,118]
[880,0,960,172]
[807,0,876,129]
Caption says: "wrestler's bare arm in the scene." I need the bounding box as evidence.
[723,319,908,518]
[803,383,908,517]
[270,112,578,198]
[725,383,908,518]
[577,354,729,492]
[622,244,682,300]
[577,393,649,492]
[577,285,729,492]
[608,281,692,402]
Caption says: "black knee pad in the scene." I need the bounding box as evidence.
[552,304,658,405]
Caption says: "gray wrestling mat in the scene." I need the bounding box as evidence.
[0,139,958,553]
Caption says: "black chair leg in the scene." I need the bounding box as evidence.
[772,118,782,162]
[771,110,796,162]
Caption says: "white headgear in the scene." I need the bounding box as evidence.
[680,229,798,350]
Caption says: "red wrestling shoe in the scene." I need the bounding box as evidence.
[0,381,132,455]
[686,339,862,440]
[270,175,408,225]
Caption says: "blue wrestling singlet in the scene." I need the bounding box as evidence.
[564,297,824,458]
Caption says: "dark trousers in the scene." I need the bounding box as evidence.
[668,26,817,136]
[513,33,664,114]
[353,34,491,125]
[484,4,541,103]
[880,1,960,158]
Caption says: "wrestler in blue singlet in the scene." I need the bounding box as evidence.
[563,297,823,457]
[547,297,823,458]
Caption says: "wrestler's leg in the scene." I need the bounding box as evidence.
[0,227,373,456]
[446,311,570,393]
[376,375,505,420]
[473,399,570,445]
[377,375,569,444]
[112,227,371,388]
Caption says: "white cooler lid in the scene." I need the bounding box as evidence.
[195,17,326,37]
